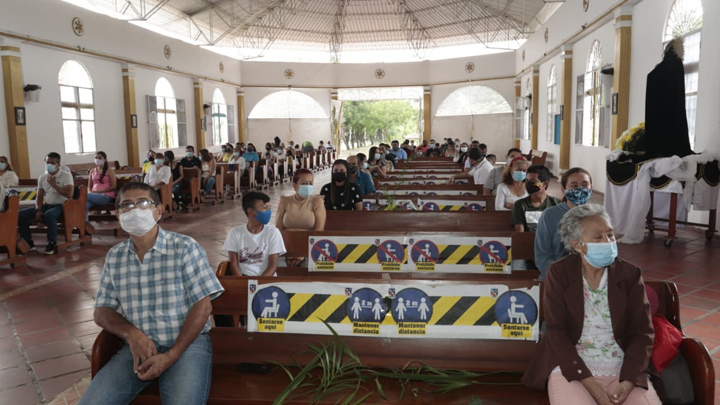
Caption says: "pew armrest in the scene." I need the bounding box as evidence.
[679,336,715,405]
[91,329,125,377]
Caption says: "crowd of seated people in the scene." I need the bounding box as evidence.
[2,135,676,405]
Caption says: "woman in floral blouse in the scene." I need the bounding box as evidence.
[523,204,661,405]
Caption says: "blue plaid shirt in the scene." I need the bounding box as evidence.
[95,228,224,347]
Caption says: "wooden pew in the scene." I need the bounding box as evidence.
[157,182,174,219]
[217,163,242,200]
[66,160,121,176]
[252,161,269,190]
[26,185,93,253]
[0,196,26,268]
[374,184,483,196]
[203,165,225,205]
[324,210,511,232]
[90,278,716,404]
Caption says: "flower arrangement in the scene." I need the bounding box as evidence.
[615,122,646,153]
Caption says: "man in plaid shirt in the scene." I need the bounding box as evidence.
[80,182,224,405]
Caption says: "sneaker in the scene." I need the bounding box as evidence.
[43,242,57,255]
[27,242,36,252]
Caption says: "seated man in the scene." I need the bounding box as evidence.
[179,145,202,169]
[348,155,375,196]
[390,140,408,160]
[223,192,286,276]
[485,148,523,195]
[449,148,492,186]
[80,182,224,404]
[512,165,559,232]
[18,152,74,254]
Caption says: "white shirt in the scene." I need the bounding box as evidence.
[228,156,246,170]
[495,183,529,211]
[0,170,19,188]
[144,165,171,188]
[222,224,286,276]
[38,170,74,205]
[469,159,493,186]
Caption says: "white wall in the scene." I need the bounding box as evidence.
[244,87,331,148]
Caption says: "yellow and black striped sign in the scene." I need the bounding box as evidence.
[434,244,483,265]
[19,190,38,202]
[284,293,499,326]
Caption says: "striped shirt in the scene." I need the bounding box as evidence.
[95,228,224,347]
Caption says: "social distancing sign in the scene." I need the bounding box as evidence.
[247,280,540,340]
[408,237,512,273]
[309,236,511,273]
[376,189,476,197]
[309,237,408,272]
[417,199,487,211]
[362,199,418,211]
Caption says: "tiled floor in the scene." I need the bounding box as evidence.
[0,168,718,404]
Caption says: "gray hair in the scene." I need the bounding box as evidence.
[559,204,613,253]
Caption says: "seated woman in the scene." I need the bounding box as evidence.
[444,141,457,158]
[141,149,155,174]
[495,157,530,211]
[0,156,19,212]
[320,160,363,210]
[455,142,469,164]
[144,152,171,190]
[276,168,326,266]
[535,167,593,280]
[86,151,117,220]
[523,204,660,405]
[216,144,234,162]
[199,149,217,198]
[228,146,246,172]
[243,143,260,170]
[366,146,388,178]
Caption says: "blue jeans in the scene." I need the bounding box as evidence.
[80,333,212,405]
[18,204,63,244]
[203,177,215,195]
[86,193,114,221]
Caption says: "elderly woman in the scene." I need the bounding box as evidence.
[523,204,660,405]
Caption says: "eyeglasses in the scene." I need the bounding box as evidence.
[118,200,159,213]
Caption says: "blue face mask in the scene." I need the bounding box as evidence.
[255,209,272,225]
[565,187,592,206]
[186,152,193,158]
[46,164,57,174]
[155,158,164,166]
[583,241,618,268]
[233,152,240,157]
[298,185,313,199]
[0,162,6,170]
[362,162,369,169]
[512,171,527,182]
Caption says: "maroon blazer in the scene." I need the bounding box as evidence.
[522,254,654,391]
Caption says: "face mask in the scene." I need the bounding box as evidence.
[255,209,272,225]
[155,158,164,166]
[512,171,527,182]
[348,166,358,175]
[186,152,193,158]
[430,144,436,148]
[525,181,542,194]
[46,164,58,174]
[362,162,369,169]
[266,147,271,151]
[298,185,313,199]
[392,146,399,151]
[248,148,255,152]
[119,208,158,236]
[0,162,5,170]
[147,154,153,161]
[233,152,239,157]
[460,147,468,153]
[221,148,227,153]
[94,158,105,166]
[332,172,347,183]
[374,153,381,161]
[565,187,592,206]
[582,241,618,268]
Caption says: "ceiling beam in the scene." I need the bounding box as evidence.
[187,0,235,17]
[385,0,434,58]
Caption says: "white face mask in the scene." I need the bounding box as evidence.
[119,208,159,236]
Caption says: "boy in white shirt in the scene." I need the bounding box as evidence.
[223,192,286,276]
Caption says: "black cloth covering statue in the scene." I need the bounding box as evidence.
[644,38,694,158]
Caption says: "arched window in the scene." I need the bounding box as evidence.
[664,0,703,148]
[59,61,96,153]
[155,78,178,149]
[248,90,328,119]
[524,78,532,140]
[212,89,228,145]
[581,41,606,146]
[435,85,512,116]
[547,65,559,144]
